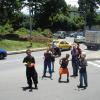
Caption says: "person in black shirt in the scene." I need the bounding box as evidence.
[23,49,38,89]
[58,54,70,82]
[42,49,52,79]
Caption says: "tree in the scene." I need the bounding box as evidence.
[0,0,24,25]
[78,0,100,29]
[34,0,69,30]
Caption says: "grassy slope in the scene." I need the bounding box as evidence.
[0,39,47,51]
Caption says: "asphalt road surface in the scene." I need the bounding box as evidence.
[0,43,100,100]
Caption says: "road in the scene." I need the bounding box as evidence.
[0,41,100,100]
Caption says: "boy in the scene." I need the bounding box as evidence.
[77,52,88,89]
[58,54,70,82]
[23,49,38,90]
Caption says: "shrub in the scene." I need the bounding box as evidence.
[41,29,53,37]
[15,27,30,36]
[0,23,13,35]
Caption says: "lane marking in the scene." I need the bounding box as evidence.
[95,60,100,63]
[88,61,100,68]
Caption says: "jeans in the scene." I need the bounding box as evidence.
[43,61,52,77]
[79,72,88,87]
[72,61,79,76]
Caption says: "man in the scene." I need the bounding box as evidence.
[42,49,52,79]
[23,49,38,90]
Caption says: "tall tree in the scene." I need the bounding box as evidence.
[0,0,24,25]
[33,0,69,29]
[78,0,100,29]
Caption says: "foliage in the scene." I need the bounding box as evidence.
[0,39,46,51]
[15,27,29,36]
[78,0,100,29]
[0,22,13,35]
[0,0,25,25]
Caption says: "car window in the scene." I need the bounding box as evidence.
[64,41,68,44]
[52,41,59,44]
[60,41,64,44]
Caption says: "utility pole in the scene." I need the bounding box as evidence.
[28,0,33,48]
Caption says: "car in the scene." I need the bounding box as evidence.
[70,32,77,37]
[48,39,71,51]
[0,48,7,59]
[74,35,85,43]
[54,31,67,39]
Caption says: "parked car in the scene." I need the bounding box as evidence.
[70,31,85,37]
[48,39,71,51]
[74,35,85,43]
[54,31,67,39]
[70,32,77,37]
[0,48,7,59]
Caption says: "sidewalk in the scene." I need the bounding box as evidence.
[7,47,47,55]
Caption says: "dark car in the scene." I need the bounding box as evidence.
[54,31,67,39]
[0,48,7,59]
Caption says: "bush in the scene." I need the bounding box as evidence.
[15,27,30,36]
[41,29,53,37]
[0,23,13,35]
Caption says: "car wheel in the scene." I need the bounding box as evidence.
[0,53,4,59]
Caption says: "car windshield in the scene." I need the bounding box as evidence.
[77,36,83,38]
[52,41,59,44]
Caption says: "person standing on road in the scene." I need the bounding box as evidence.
[77,43,82,59]
[23,49,38,89]
[51,53,55,72]
[71,43,79,77]
[42,49,52,79]
[77,52,88,89]
[58,54,70,82]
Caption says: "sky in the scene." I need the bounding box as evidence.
[65,0,79,7]
[21,0,100,14]
[21,0,79,14]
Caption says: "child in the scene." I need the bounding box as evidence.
[58,54,70,82]
[77,52,88,89]
[23,49,38,90]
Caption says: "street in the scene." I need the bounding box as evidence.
[0,42,100,100]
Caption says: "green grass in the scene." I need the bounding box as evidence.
[0,39,47,51]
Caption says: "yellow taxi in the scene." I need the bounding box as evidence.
[48,39,71,50]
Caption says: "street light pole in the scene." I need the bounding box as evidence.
[29,1,32,47]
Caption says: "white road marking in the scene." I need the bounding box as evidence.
[95,60,100,63]
[88,61,100,68]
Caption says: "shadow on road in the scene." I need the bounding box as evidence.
[22,86,38,92]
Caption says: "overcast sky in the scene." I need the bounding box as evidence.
[21,0,79,14]
[21,0,100,14]
[65,0,79,7]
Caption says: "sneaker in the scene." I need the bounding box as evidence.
[70,75,75,77]
[67,79,69,83]
[77,85,83,88]
[35,84,38,89]
[42,75,46,78]
[58,78,61,82]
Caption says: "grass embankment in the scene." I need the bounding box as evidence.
[0,39,47,51]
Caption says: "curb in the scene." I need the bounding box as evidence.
[7,47,47,55]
